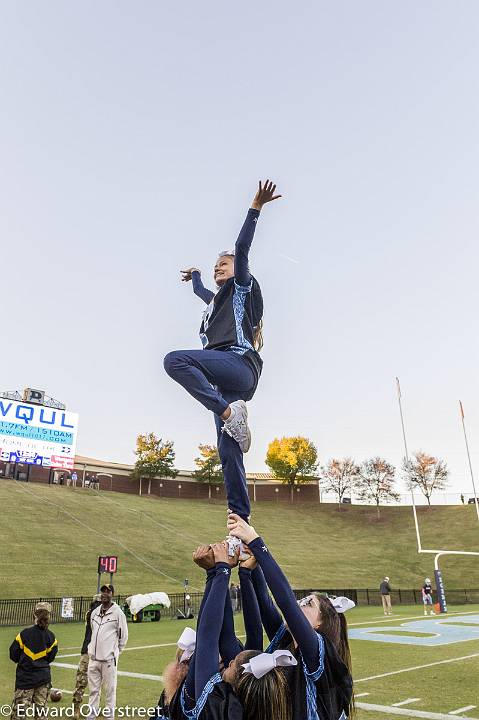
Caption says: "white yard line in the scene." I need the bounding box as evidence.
[355,692,370,698]
[56,634,248,660]
[355,652,479,683]
[393,699,422,707]
[449,708,477,716]
[53,662,163,682]
[56,653,82,658]
[356,702,478,719]
[56,641,179,659]
[123,642,182,652]
[351,616,416,626]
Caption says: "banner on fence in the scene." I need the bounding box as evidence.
[61,597,74,619]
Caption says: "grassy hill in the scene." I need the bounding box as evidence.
[1,479,478,598]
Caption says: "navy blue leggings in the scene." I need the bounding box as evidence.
[163,349,255,520]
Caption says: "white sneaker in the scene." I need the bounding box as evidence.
[222,400,251,453]
[226,535,249,560]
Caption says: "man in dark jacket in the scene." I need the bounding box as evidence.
[379,576,392,615]
[9,602,58,719]
[72,595,102,718]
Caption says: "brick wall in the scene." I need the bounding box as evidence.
[0,460,320,504]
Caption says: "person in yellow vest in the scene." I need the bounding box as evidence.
[9,602,58,720]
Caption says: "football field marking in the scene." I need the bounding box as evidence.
[57,641,179,659]
[349,611,479,628]
[356,702,478,719]
[53,662,163,682]
[449,708,477,716]
[393,699,421,707]
[56,634,247,660]
[350,614,479,646]
[355,651,479,682]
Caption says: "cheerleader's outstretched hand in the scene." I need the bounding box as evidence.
[227,513,259,545]
[251,180,282,211]
[193,544,215,570]
[211,541,230,565]
[239,545,257,570]
[181,267,200,282]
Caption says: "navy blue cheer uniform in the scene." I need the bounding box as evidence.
[247,537,353,720]
[168,564,243,720]
[164,208,264,520]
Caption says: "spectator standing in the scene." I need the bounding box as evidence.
[229,582,238,612]
[86,584,128,719]
[422,578,435,615]
[380,576,392,615]
[9,602,58,719]
[72,595,102,719]
[235,582,242,611]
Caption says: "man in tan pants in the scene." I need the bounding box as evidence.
[380,576,392,615]
[86,584,128,719]
[72,595,101,719]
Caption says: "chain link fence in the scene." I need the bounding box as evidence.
[1,587,477,627]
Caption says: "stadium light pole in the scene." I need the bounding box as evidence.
[396,377,422,551]
[459,401,479,523]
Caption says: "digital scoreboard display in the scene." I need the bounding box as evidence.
[98,556,118,574]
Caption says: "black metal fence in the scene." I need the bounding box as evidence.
[1,588,478,628]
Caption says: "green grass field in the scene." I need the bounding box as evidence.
[1,480,478,596]
[1,479,479,718]
[1,604,478,718]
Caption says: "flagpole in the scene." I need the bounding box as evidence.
[396,377,422,551]
[459,401,479,523]
[397,377,409,463]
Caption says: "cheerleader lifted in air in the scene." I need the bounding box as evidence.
[164,180,281,521]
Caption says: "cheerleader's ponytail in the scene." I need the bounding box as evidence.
[338,612,355,717]
[253,319,264,351]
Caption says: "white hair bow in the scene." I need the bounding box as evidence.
[331,596,356,614]
[242,650,297,679]
[177,627,196,663]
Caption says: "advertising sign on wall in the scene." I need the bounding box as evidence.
[0,399,79,469]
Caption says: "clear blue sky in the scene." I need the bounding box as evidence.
[3,1,479,495]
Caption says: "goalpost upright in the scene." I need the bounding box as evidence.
[395,378,479,613]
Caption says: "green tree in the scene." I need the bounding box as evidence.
[266,436,318,502]
[403,451,449,507]
[321,457,359,510]
[356,457,399,519]
[192,444,223,500]
[131,433,178,496]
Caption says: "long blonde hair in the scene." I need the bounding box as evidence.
[162,648,190,703]
[233,650,292,720]
[253,319,264,351]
